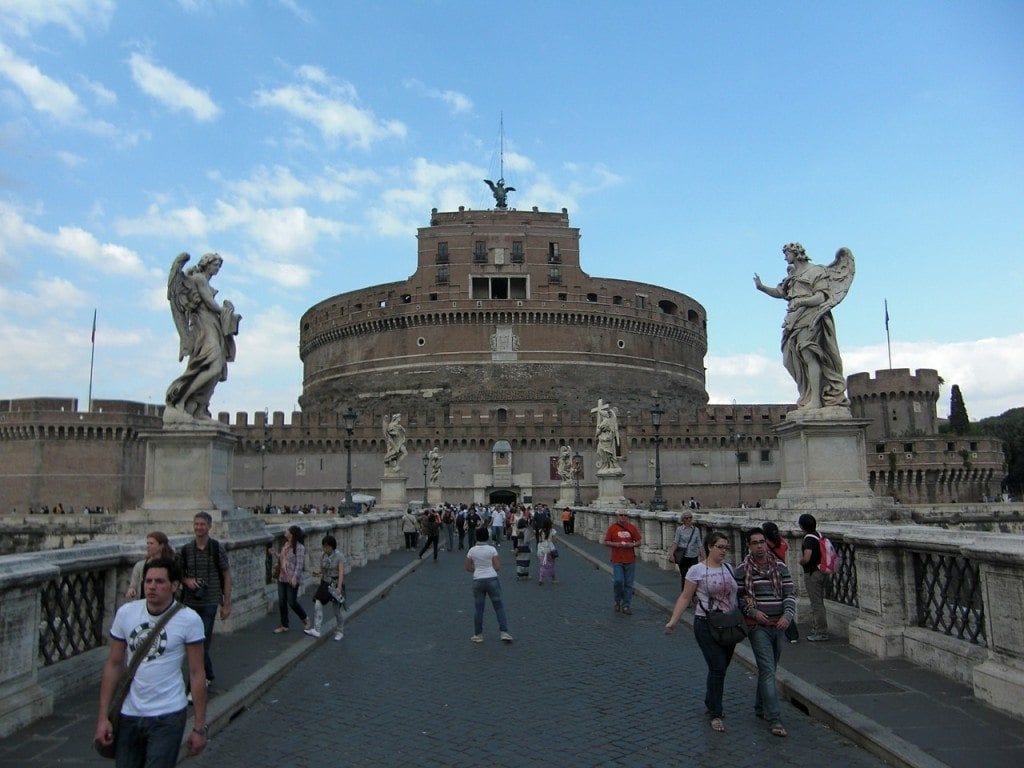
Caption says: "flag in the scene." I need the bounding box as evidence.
[91,309,97,344]
[884,300,889,332]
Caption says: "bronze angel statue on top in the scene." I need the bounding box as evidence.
[754,243,855,411]
[484,178,515,209]
[164,252,241,425]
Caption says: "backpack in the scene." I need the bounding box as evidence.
[812,532,839,574]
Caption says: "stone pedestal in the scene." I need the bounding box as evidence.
[427,486,443,506]
[594,469,627,507]
[140,426,238,513]
[380,475,408,510]
[556,480,576,508]
[766,409,894,521]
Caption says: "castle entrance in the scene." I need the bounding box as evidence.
[488,489,517,505]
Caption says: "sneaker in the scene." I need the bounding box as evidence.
[807,633,831,642]
[470,634,484,643]
[622,606,633,615]
[304,628,321,638]
[500,631,514,643]
[333,631,344,641]
[273,626,289,634]
[613,602,621,612]
[789,638,799,644]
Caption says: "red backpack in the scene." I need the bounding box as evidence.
[811,532,839,574]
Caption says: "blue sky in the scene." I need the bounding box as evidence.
[1,0,1021,419]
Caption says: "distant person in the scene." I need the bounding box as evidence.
[536,521,558,586]
[180,511,231,686]
[664,531,739,733]
[561,507,572,534]
[464,528,513,644]
[274,525,310,634]
[668,512,704,590]
[798,513,829,641]
[94,557,208,764]
[515,519,532,580]
[735,527,796,737]
[401,508,419,550]
[125,531,176,599]
[604,509,641,615]
[418,508,441,560]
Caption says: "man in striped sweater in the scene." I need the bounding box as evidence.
[735,526,797,738]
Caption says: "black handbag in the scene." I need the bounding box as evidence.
[700,564,748,646]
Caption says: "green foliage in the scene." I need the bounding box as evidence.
[948,384,971,434]
[976,407,1024,496]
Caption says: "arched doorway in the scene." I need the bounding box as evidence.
[489,489,516,505]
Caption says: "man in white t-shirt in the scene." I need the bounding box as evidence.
[95,558,208,767]
[464,527,514,643]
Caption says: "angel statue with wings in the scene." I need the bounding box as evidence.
[164,252,241,425]
[754,243,855,411]
[484,178,515,209]
[382,413,408,473]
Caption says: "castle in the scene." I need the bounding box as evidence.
[0,206,1005,513]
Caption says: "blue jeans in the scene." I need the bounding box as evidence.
[472,577,509,635]
[114,708,187,768]
[612,562,636,608]
[491,525,502,545]
[748,624,785,723]
[192,603,219,681]
[693,617,736,718]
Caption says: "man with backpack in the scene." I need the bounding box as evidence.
[798,513,830,641]
[181,511,231,686]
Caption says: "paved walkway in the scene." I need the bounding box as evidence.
[2,535,1021,767]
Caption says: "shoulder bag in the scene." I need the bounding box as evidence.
[700,565,748,646]
[94,602,184,758]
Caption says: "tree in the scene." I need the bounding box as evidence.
[977,408,1024,498]
[948,384,971,434]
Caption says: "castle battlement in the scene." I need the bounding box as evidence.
[847,368,941,397]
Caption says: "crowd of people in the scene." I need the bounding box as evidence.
[97,500,829,763]
[26,503,111,514]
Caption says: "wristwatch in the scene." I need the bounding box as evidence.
[193,725,209,736]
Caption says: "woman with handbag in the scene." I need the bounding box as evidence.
[663,530,739,733]
[668,512,703,590]
[273,525,311,634]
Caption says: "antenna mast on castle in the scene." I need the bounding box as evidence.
[499,111,505,181]
[483,112,516,210]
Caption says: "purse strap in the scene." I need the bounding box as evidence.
[697,563,736,614]
[107,601,183,719]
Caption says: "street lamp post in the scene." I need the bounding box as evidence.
[573,450,583,506]
[422,452,429,506]
[259,440,267,513]
[732,430,746,508]
[341,407,357,515]
[650,403,667,510]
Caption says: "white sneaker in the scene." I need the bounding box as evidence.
[500,631,514,643]
[303,628,321,638]
[470,634,484,643]
[333,631,344,641]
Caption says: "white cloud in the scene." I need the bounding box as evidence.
[404,78,473,114]
[128,52,221,122]
[0,0,114,39]
[254,66,406,149]
[0,42,84,121]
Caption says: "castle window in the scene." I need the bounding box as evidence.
[472,276,529,300]
[436,242,449,263]
[558,293,567,301]
[401,294,412,303]
[877,443,887,453]
[378,300,386,308]
[903,442,913,453]
[496,408,508,425]
[635,294,646,309]
[612,295,623,305]
[946,442,955,452]
[548,242,560,263]
[548,265,561,283]
[429,293,438,301]
[760,450,771,463]
[511,241,524,263]
[436,265,449,284]
[658,299,678,315]
[473,241,487,263]
[737,451,750,464]
[586,293,597,302]
[969,441,978,451]
[687,309,699,322]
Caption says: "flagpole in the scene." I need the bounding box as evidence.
[88,309,96,412]
[884,299,892,369]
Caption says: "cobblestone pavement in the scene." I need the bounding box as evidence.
[194,544,887,768]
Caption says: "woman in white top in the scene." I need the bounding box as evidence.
[663,530,738,733]
[464,527,513,644]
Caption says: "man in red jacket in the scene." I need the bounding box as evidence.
[604,510,642,615]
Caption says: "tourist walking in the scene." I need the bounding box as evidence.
[735,527,796,737]
[274,525,310,633]
[305,534,346,641]
[95,557,208,765]
[180,511,231,686]
[125,530,176,599]
[763,521,799,643]
[536,521,557,585]
[668,512,704,590]
[418,508,441,560]
[604,509,641,614]
[455,505,468,550]
[464,528,513,643]
[664,531,739,733]
[515,520,532,580]
[401,507,419,549]
[798,513,830,641]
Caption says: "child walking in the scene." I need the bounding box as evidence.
[537,521,558,585]
[515,519,532,580]
[305,534,346,641]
